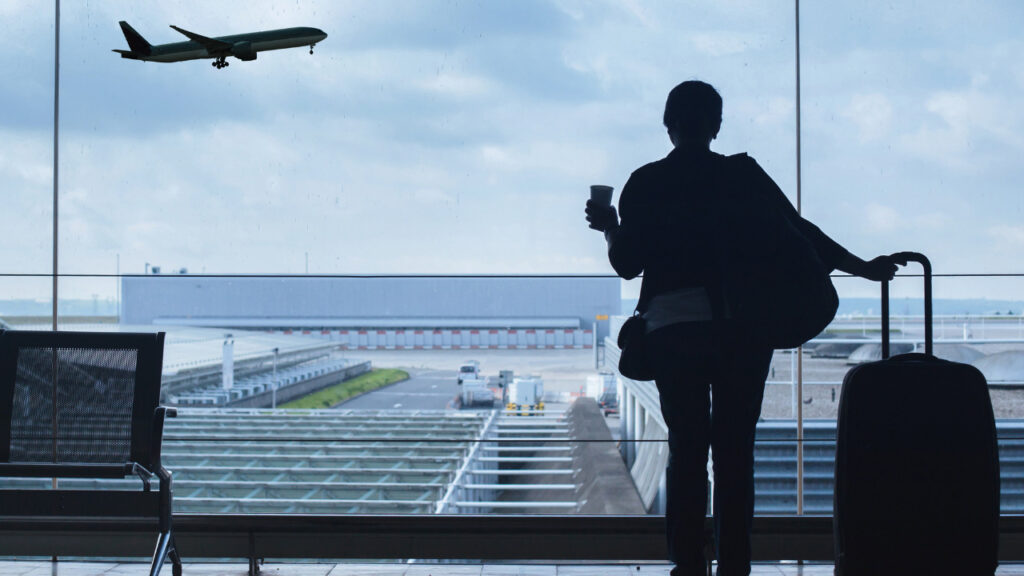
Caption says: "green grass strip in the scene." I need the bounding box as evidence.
[823,328,902,335]
[280,368,409,410]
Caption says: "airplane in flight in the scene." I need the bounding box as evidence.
[113,21,327,69]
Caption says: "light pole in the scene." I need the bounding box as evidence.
[271,347,280,409]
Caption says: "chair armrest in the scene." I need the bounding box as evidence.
[150,406,172,471]
[0,463,131,478]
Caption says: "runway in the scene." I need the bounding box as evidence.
[335,368,464,410]
[336,348,599,410]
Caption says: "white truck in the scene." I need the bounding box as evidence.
[587,372,619,416]
[457,360,480,384]
[459,377,495,408]
[507,376,544,415]
[585,372,616,399]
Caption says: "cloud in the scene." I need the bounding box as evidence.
[863,202,954,236]
[0,132,51,188]
[900,82,1024,171]
[0,129,54,272]
[413,189,456,206]
[616,0,658,29]
[416,71,496,100]
[989,225,1024,248]
[4,0,1024,301]
[865,203,900,233]
[752,97,793,127]
[842,93,894,141]
[690,31,766,57]
[326,0,574,51]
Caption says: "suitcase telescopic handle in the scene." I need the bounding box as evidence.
[881,251,932,358]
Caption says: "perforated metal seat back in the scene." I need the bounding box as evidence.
[0,331,165,471]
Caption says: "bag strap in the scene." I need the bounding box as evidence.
[708,153,742,322]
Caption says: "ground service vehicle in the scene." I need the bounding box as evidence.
[457,360,480,384]
[598,390,619,416]
[507,377,544,415]
[586,373,618,416]
[459,377,495,408]
[496,370,513,405]
[585,373,615,399]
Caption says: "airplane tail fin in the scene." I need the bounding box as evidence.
[112,49,140,60]
[118,21,152,56]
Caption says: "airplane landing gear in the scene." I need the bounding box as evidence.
[212,57,229,69]
[310,43,317,55]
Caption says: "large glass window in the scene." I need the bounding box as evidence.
[53,0,796,279]
[9,0,795,518]
[9,0,1021,529]
[801,0,1024,275]
[1,1,55,327]
[801,0,1024,514]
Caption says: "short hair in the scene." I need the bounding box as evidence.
[663,80,722,140]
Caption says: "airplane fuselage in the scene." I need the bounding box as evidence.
[120,26,327,63]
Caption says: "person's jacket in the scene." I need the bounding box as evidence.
[608,147,850,315]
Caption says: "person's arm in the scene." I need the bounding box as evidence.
[607,174,646,280]
[585,172,645,280]
[835,252,900,282]
[745,156,898,282]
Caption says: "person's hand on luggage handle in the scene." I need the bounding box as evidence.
[838,253,906,282]
[585,199,619,233]
[860,254,907,282]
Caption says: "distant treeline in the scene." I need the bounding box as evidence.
[0,296,1020,321]
[621,298,1024,317]
[0,299,117,317]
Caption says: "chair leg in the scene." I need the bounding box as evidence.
[248,530,260,576]
[703,539,714,576]
[168,535,182,576]
[150,530,172,576]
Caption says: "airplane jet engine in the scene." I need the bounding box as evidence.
[231,41,257,61]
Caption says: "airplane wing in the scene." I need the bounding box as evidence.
[170,25,233,53]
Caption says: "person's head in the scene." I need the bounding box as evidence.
[663,80,722,146]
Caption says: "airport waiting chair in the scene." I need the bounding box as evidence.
[0,330,181,576]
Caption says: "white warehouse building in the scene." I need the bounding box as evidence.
[122,276,621,347]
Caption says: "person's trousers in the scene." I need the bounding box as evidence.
[646,321,773,576]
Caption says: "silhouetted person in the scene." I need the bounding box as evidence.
[585,80,898,576]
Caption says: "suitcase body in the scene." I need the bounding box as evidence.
[833,252,999,575]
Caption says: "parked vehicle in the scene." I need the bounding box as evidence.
[457,360,480,384]
[459,377,495,408]
[496,369,514,405]
[586,372,616,399]
[507,377,544,415]
[598,390,619,416]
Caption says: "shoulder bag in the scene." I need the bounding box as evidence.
[617,310,654,381]
[716,154,839,349]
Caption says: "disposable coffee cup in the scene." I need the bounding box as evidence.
[590,185,614,206]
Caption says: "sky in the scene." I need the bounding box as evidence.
[1,0,1023,302]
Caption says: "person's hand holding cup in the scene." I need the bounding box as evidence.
[585,185,618,232]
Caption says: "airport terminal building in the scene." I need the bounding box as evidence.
[122,275,620,346]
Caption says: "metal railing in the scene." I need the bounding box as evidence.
[610,338,1024,514]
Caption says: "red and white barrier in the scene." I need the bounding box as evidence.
[267,328,596,350]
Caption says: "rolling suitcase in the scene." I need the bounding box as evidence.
[833,252,999,575]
